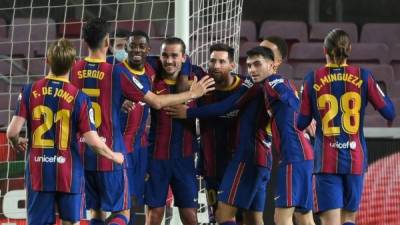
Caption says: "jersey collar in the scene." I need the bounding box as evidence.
[123,60,145,75]
[325,63,348,68]
[45,73,70,83]
[84,57,106,63]
[220,75,241,91]
[163,78,177,85]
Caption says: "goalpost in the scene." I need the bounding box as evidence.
[0,0,244,224]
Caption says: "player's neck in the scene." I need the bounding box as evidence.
[88,50,106,61]
[216,73,234,90]
[163,69,180,81]
[47,72,69,81]
[326,56,348,66]
[127,60,144,71]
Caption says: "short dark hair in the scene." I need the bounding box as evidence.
[161,37,186,54]
[130,30,150,43]
[83,18,109,50]
[246,46,274,61]
[110,28,130,44]
[264,36,288,59]
[209,43,235,62]
[47,39,76,76]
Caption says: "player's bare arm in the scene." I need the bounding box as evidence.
[6,116,28,152]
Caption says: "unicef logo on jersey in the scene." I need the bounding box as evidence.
[329,141,357,150]
[34,155,66,164]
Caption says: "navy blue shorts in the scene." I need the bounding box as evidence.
[127,146,148,206]
[275,160,313,212]
[145,157,198,208]
[85,169,131,212]
[27,186,84,225]
[313,173,364,213]
[218,161,270,211]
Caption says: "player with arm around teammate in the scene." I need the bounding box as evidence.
[70,18,214,225]
[260,37,315,225]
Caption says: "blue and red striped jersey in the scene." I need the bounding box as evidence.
[187,78,273,169]
[298,64,396,174]
[120,61,155,153]
[70,57,150,171]
[147,77,197,160]
[197,75,243,178]
[15,75,95,193]
[263,74,314,164]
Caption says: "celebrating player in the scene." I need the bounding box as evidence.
[107,28,130,64]
[297,29,396,225]
[260,37,315,225]
[6,38,124,225]
[70,18,214,225]
[145,37,201,225]
[166,47,284,225]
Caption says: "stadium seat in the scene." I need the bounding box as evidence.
[388,82,400,99]
[0,41,11,57]
[239,41,259,73]
[239,41,259,58]
[277,63,294,78]
[10,18,56,57]
[390,43,400,81]
[289,42,325,62]
[0,92,18,111]
[360,23,400,47]
[292,63,322,80]
[112,20,151,33]
[149,39,163,55]
[0,17,7,39]
[70,39,89,58]
[348,43,390,64]
[357,64,395,93]
[0,60,11,76]
[27,57,47,76]
[58,19,84,38]
[309,22,358,42]
[0,110,10,128]
[240,20,257,42]
[150,20,174,39]
[0,59,26,77]
[259,20,308,43]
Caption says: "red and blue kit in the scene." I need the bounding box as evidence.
[16,75,95,224]
[298,64,396,212]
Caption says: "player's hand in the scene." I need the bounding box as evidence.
[112,152,124,164]
[121,100,135,113]
[387,120,394,127]
[164,104,188,118]
[189,75,215,99]
[305,119,316,137]
[10,137,28,152]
